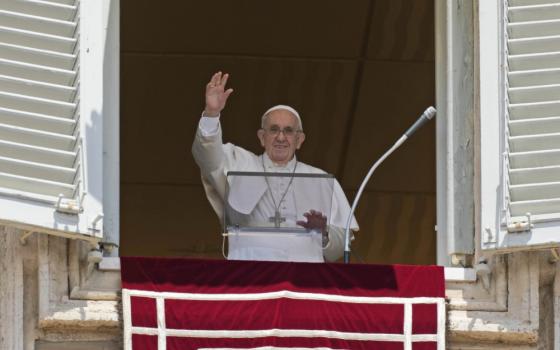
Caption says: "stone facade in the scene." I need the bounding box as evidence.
[0,226,120,349]
[1,224,559,349]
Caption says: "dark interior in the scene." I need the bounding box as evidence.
[120,0,436,264]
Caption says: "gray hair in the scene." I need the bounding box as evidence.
[261,105,303,131]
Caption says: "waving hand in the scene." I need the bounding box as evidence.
[204,71,234,117]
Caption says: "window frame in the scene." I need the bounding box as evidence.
[435,0,476,266]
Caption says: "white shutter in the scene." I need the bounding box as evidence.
[0,0,79,199]
[0,0,110,241]
[480,0,560,252]
[507,0,560,222]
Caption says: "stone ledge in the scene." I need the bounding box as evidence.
[444,267,477,282]
[39,300,120,332]
[70,287,120,301]
[447,310,538,345]
[36,340,121,350]
[449,329,538,346]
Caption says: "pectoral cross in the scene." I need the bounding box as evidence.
[269,210,286,228]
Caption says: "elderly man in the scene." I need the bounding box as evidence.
[192,72,358,262]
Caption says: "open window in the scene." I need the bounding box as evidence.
[120,1,437,265]
[479,0,560,252]
[0,0,119,248]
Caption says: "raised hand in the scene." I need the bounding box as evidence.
[204,71,233,117]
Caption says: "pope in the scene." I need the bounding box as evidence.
[192,72,358,262]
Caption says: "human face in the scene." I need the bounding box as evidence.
[257,110,305,165]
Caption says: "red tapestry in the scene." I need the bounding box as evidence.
[121,257,445,350]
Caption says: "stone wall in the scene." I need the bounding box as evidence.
[0,226,120,349]
[1,224,558,349]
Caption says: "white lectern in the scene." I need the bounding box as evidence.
[223,171,335,263]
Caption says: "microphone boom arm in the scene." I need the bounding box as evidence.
[343,106,436,264]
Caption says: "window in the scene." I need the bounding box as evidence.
[479,0,560,251]
[0,0,119,249]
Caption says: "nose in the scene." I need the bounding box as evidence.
[276,130,287,141]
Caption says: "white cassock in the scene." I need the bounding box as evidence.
[192,116,359,262]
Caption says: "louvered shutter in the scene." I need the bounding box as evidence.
[507,0,560,220]
[480,0,560,251]
[0,0,107,240]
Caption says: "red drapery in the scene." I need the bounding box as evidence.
[121,257,445,350]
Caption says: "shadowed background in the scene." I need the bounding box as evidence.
[120,0,436,265]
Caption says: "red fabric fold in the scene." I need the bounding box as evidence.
[121,257,444,298]
[122,257,444,350]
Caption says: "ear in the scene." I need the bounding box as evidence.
[257,129,265,147]
[296,132,305,149]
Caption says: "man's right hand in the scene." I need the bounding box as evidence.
[204,71,233,117]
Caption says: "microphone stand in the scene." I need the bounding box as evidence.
[343,107,436,264]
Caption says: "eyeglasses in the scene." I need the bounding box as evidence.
[263,126,301,137]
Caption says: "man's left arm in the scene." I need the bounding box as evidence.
[323,226,348,262]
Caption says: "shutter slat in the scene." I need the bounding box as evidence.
[0,107,75,134]
[509,67,560,87]
[0,75,75,102]
[509,4,560,23]
[0,156,75,183]
[510,0,560,6]
[509,132,560,152]
[510,149,560,168]
[510,181,560,201]
[0,58,75,85]
[0,26,75,54]
[0,91,75,117]
[509,19,560,39]
[0,171,74,197]
[508,83,560,104]
[0,10,75,37]
[0,42,75,70]
[510,165,560,184]
[42,0,75,5]
[0,1,76,22]
[508,52,560,73]
[509,101,560,119]
[510,197,560,216]
[0,139,76,167]
[0,123,75,151]
[508,35,560,55]
[509,116,560,136]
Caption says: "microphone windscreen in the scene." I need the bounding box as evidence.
[423,106,436,120]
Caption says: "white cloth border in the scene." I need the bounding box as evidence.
[124,288,443,304]
[122,288,445,350]
[199,347,345,350]
[131,326,438,342]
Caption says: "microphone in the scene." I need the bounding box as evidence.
[405,106,436,137]
[343,106,437,264]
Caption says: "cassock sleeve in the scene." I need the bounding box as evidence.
[192,117,258,221]
[322,180,359,262]
[193,117,227,175]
